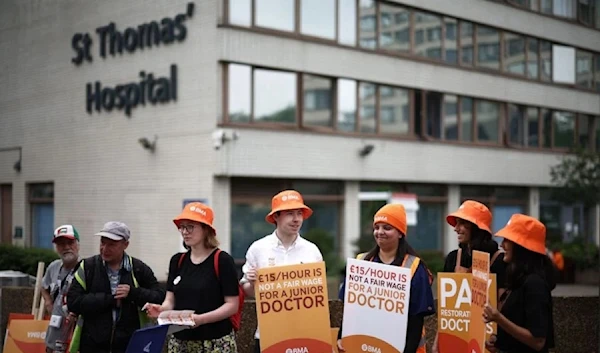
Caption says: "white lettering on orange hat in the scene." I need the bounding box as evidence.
[189,205,207,216]
[281,194,300,202]
[374,215,388,222]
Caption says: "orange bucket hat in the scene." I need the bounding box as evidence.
[496,214,546,255]
[265,190,313,224]
[446,200,492,234]
[373,204,407,236]
[173,202,216,233]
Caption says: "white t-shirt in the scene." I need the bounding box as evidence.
[241,231,323,339]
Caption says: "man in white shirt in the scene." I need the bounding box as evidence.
[240,189,324,353]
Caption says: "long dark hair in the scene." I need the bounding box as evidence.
[458,223,500,267]
[505,242,557,290]
[363,235,432,281]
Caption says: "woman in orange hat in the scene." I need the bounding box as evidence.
[144,202,240,353]
[443,200,507,283]
[337,203,435,353]
[483,214,556,353]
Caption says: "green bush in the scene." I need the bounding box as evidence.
[303,228,344,276]
[550,237,599,271]
[0,244,59,276]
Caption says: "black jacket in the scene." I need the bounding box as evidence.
[66,254,165,353]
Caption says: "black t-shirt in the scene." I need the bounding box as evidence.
[495,274,555,353]
[443,249,507,288]
[166,249,239,341]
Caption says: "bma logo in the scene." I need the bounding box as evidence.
[27,331,46,339]
[374,216,388,222]
[189,206,206,216]
[281,194,300,202]
[143,342,152,353]
[285,348,308,353]
[361,344,381,353]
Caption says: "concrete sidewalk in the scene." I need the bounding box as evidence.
[552,284,599,297]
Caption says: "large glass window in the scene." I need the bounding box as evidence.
[301,0,335,39]
[426,92,443,139]
[504,32,526,75]
[476,100,499,143]
[460,22,474,66]
[359,0,377,49]
[443,95,458,140]
[460,97,474,142]
[553,111,575,149]
[508,104,526,146]
[476,25,500,70]
[379,86,410,135]
[577,114,592,148]
[254,69,297,123]
[379,4,410,53]
[338,0,357,45]
[229,0,251,26]
[414,12,442,59]
[576,50,594,89]
[444,18,458,64]
[527,38,539,79]
[303,74,333,127]
[337,79,357,132]
[540,41,552,82]
[527,107,540,148]
[255,0,295,31]
[228,64,251,123]
[596,54,600,92]
[359,83,377,133]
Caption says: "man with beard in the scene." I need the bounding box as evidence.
[41,225,81,353]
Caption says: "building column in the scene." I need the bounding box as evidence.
[212,177,231,253]
[528,187,540,219]
[593,204,600,246]
[444,185,460,255]
[343,181,360,259]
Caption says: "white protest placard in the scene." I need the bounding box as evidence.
[341,258,411,353]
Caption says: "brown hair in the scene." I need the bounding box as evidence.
[202,224,220,249]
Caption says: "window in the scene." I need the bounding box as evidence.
[576,50,594,89]
[229,0,251,26]
[596,117,600,151]
[359,0,377,49]
[460,21,474,66]
[527,38,539,79]
[527,107,540,148]
[379,4,410,53]
[508,104,527,146]
[254,69,297,123]
[476,100,499,143]
[255,0,295,31]
[553,111,575,149]
[426,92,443,138]
[303,75,333,127]
[476,25,500,70]
[577,0,596,26]
[29,183,54,249]
[338,0,357,45]
[596,54,600,91]
[227,64,251,123]
[359,82,377,133]
[414,12,442,60]
[460,97,474,142]
[504,32,526,75]
[577,114,592,148]
[338,79,357,132]
[379,86,410,135]
[444,18,458,64]
[443,95,458,140]
[540,41,553,82]
[301,0,335,39]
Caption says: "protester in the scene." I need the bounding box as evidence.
[433,200,508,352]
[67,221,165,353]
[144,202,240,353]
[40,225,81,353]
[483,214,556,353]
[337,203,435,353]
[240,190,323,353]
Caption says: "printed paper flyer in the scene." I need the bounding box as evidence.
[340,258,412,353]
[255,261,331,353]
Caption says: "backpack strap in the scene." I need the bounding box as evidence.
[490,249,503,265]
[177,252,187,269]
[214,249,222,278]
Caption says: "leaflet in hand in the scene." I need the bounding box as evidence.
[157,310,195,334]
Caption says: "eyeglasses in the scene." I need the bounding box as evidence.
[178,224,196,233]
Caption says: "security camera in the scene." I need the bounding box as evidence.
[212,130,225,150]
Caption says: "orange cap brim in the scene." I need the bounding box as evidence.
[173,214,216,234]
[265,204,313,224]
[446,210,492,234]
[495,228,546,255]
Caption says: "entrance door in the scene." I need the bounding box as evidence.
[32,203,54,249]
[1,184,12,244]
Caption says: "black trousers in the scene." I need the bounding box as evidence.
[254,339,261,353]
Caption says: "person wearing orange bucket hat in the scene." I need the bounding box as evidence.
[240,190,323,353]
[482,214,556,353]
[144,202,240,353]
[337,203,435,353]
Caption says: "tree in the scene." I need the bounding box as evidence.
[549,148,600,207]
